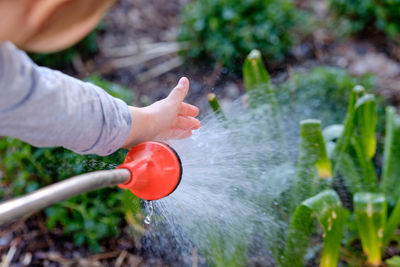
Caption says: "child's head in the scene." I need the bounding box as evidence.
[0,0,115,52]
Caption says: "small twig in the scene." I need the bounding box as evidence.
[91,250,121,260]
[107,42,186,71]
[115,250,128,267]
[136,57,183,83]
[48,252,72,265]
[103,42,188,58]
[1,245,16,267]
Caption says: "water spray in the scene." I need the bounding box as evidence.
[0,141,182,225]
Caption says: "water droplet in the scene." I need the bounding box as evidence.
[144,201,154,225]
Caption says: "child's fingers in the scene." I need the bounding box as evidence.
[175,116,201,130]
[179,103,199,117]
[167,77,189,105]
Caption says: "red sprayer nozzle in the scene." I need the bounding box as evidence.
[117,141,182,200]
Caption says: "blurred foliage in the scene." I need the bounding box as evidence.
[277,67,376,126]
[207,50,400,266]
[0,76,140,252]
[329,0,400,40]
[178,0,299,71]
[30,26,101,69]
[85,74,134,104]
[243,52,398,266]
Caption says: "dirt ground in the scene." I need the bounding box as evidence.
[2,0,400,266]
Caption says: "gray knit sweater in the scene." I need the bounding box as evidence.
[0,42,132,156]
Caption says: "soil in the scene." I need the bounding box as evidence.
[2,0,400,266]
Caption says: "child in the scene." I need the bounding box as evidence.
[0,0,200,156]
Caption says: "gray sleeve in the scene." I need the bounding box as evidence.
[0,41,132,156]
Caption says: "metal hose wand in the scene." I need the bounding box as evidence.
[0,142,182,225]
[0,169,130,225]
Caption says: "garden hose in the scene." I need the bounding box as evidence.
[0,141,182,225]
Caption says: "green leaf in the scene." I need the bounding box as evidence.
[386,256,400,267]
[354,192,386,266]
[354,94,377,159]
[85,74,134,103]
[243,49,276,110]
[205,229,247,267]
[121,190,142,230]
[351,136,377,192]
[242,49,287,162]
[381,106,400,203]
[208,93,227,121]
[282,190,346,267]
[291,119,332,212]
[337,153,363,194]
[383,197,400,249]
[332,85,365,173]
[345,94,378,192]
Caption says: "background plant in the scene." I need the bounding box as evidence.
[178,0,299,71]
[276,66,375,127]
[208,50,400,266]
[280,78,400,265]
[329,0,400,41]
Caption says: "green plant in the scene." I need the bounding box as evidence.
[208,50,400,266]
[329,0,400,40]
[354,192,386,265]
[282,190,347,267]
[178,0,298,71]
[290,119,332,213]
[0,76,140,252]
[202,49,293,266]
[208,93,227,121]
[84,74,134,104]
[283,87,400,265]
[277,66,375,127]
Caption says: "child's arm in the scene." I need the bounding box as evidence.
[0,42,200,155]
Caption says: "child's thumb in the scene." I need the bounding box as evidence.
[168,77,189,104]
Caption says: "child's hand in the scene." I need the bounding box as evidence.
[121,77,200,149]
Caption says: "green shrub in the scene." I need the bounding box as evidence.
[0,76,140,252]
[329,0,400,40]
[85,74,134,104]
[277,66,375,126]
[178,0,298,71]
